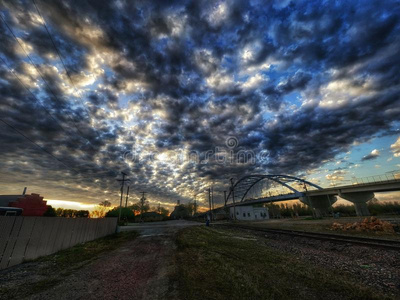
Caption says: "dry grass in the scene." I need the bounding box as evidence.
[176,226,393,300]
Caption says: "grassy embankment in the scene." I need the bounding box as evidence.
[176,226,393,300]
[0,230,138,299]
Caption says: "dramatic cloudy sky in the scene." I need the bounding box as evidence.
[1,0,400,210]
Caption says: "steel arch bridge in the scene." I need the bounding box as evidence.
[225,174,323,206]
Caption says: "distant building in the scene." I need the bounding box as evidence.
[214,209,228,220]
[0,190,50,216]
[170,204,190,219]
[230,206,269,221]
[170,199,190,220]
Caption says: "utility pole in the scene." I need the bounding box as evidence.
[125,185,130,208]
[117,172,130,223]
[230,178,236,221]
[139,191,147,222]
[211,185,215,221]
[224,190,227,217]
[158,202,161,214]
[192,192,198,216]
[208,187,212,222]
[211,185,215,210]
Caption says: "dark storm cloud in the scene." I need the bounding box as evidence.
[0,0,400,206]
[262,87,400,174]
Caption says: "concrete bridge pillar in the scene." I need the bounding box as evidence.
[300,195,337,218]
[339,191,373,216]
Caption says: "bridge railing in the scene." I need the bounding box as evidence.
[329,172,400,187]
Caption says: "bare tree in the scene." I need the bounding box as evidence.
[99,200,112,207]
[90,201,112,218]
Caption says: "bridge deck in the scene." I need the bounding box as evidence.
[307,179,400,196]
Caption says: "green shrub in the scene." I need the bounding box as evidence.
[105,207,135,222]
[43,206,57,217]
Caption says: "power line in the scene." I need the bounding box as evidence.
[28,1,123,167]
[1,3,134,200]
[1,10,123,182]
[0,115,120,189]
[0,13,93,144]
[0,56,115,181]
[31,0,92,118]
[0,117,122,203]
[0,59,120,184]
[0,55,69,134]
[0,118,78,173]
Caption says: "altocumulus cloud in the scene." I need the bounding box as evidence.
[391,137,400,158]
[362,149,381,161]
[0,0,400,207]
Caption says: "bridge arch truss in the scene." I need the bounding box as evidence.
[225,175,322,206]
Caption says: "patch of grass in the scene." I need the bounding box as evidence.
[36,230,139,274]
[0,231,138,299]
[176,227,392,300]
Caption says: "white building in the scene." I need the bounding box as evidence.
[230,206,269,221]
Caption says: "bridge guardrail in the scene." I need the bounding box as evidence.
[329,172,400,187]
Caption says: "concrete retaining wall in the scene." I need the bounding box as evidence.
[0,216,117,270]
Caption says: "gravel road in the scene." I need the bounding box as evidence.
[31,220,200,300]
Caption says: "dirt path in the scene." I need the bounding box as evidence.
[30,220,200,300]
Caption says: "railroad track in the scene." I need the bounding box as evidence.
[218,223,400,251]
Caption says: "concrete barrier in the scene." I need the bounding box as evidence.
[0,216,117,269]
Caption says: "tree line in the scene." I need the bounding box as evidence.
[43,199,170,221]
[265,201,400,218]
[99,200,170,222]
[44,207,89,217]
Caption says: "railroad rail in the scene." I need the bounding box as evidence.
[218,223,400,251]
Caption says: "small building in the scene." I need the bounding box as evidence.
[230,206,269,221]
[0,193,50,216]
[214,209,228,220]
